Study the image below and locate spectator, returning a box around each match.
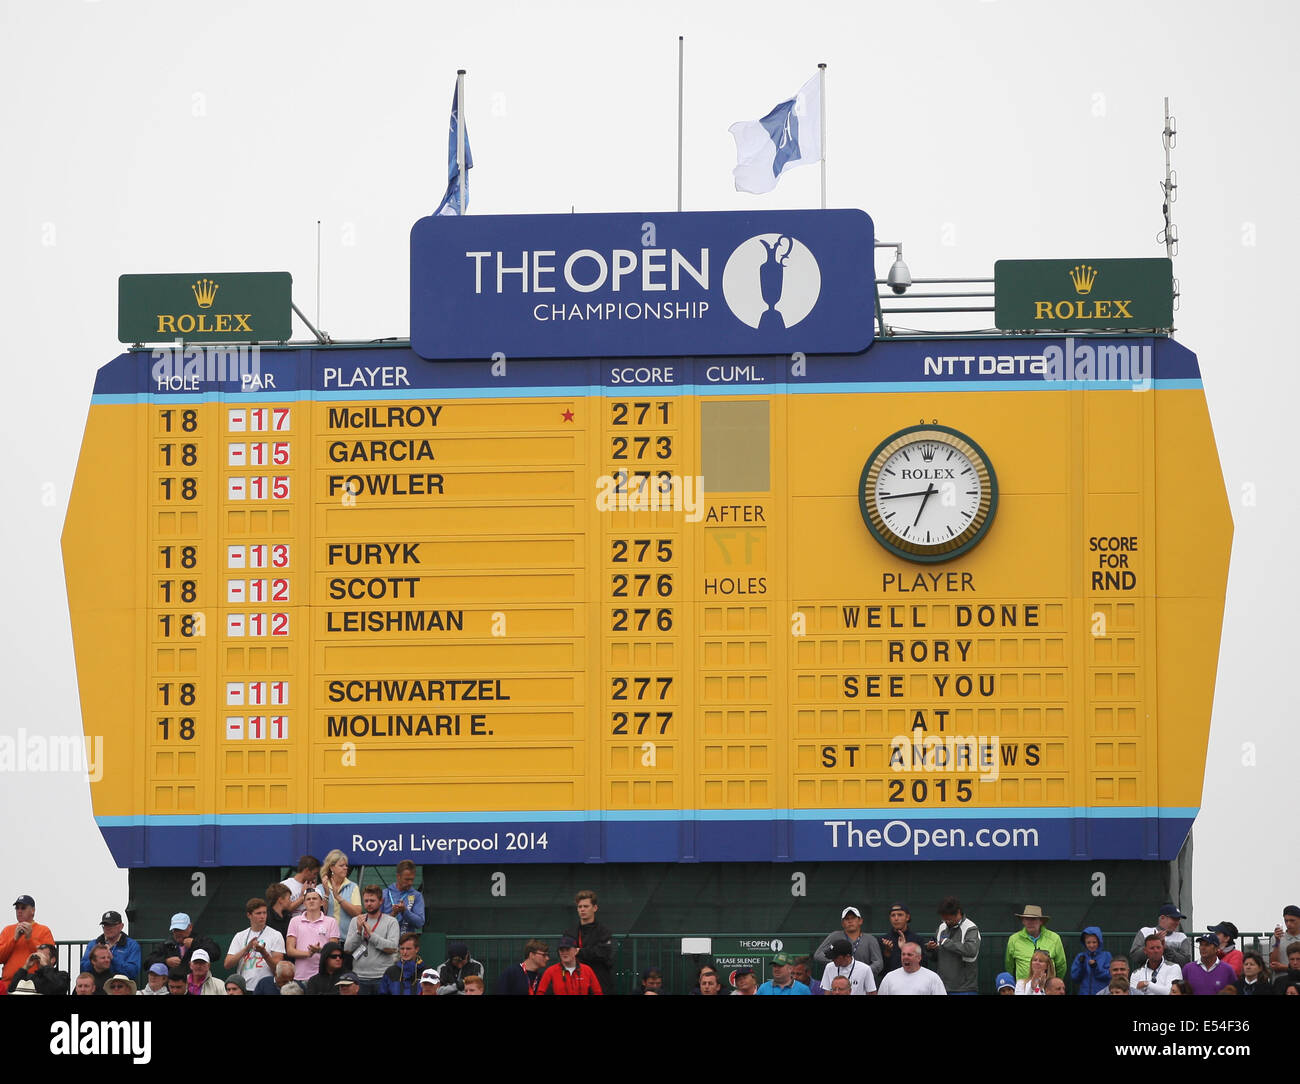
[264,883,294,941]
[87,944,115,994]
[379,933,426,996]
[813,906,884,983]
[928,897,980,994]
[72,972,97,996]
[105,974,136,996]
[1183,933,1237,995]
[563,889,615,995]
[419,969,441,996]
[1004,904,1067,981]
[286,887,339,983]
[495,939,549,996]
[1270,905,1300,978]
[1237,952,1275,996]
[303,941,348,995]
[827,976,852,996]
[167,970,190,996]
[1131,932,1182,995]
[1108,978,1131,995]
[732,968,757,996]
[320,849,362,942]
[1096,956,1130,995]
[344,884,400,995]
[878,942,946,995]
[24,944,69,996]
[1212,921,1243,978]
[187,949,225,995]
[79,910,141,982]
[818,939,875,995]
[225,896,286,992]
[1170,980,1192,994]
[280,855,322,912]
[1015,949,1054,995]
[8,979,38,996]
[0,894,54,988]
[143,912,222,975]
[1070,926,1112,995]
[225,976,247,996]
[1272,943,1300,995]
[437,940,485,994]
[382,860,425,936]
[994,972,1015,995]
[139,963,169,996]
[638,966,664,994]
[537,934,603,995]
[694,965,722,996]
[253,960,300,996]
[1045,977,1066,995]
[792,957,823,995]
[335,972,360,996]
[1128,904,1191,969]
[756,952,810,995]
[877,902,920,976]
[462,975,485,996]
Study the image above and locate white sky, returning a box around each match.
[1,0,1294,940]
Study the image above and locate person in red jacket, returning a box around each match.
[537,936,603,995]
[0,895,54,990]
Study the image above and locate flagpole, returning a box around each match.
[677,36,684,212]
[456,69,467,215]
[818,62,827,209]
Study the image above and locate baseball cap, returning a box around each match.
[1158,904,1186,920]
[190,949,210,963]
[149,963,168,977]
[557,935,578,949]
[169,912,191,930]
[12,895,34,908]
[888,902,910,914]
[419,969,441,986]
[830,939,854,957]
[1213,921,1239,940]
[841,906,862,919]
[995,972,1015,992]
[335,972,358,987]
[771,952,794,966]
[1196,934,1219,946]
[100,910,123,926]
[448,941,469,958]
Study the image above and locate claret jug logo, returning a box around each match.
[156,277,253,335]
[1034,264,1132,322]
[721,233,822,330]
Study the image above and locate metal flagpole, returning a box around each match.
[818,62,827,209]
[677,36,684,212]
[457,69,467,214]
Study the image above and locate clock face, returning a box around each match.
[859,425,997,563]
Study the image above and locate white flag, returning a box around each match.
[729,74,822,194]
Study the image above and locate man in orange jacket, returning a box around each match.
[537,936,603,995]
[0,895,55,990]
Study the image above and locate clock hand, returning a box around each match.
[879,490,933,500]
[911,483,937,528]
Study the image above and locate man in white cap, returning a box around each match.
[418,968,441,996]
[813,906,884,983]
[187,949,226,995]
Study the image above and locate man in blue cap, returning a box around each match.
[1127,904,1191,969]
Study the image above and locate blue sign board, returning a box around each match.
[410,209,875,360]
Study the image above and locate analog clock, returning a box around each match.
[858,425,998,563]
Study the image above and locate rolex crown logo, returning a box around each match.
[920,443,937,462]
[191,278,219,309]
[1068,264,1098,295]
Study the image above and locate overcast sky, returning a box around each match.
[1,0,1294,940]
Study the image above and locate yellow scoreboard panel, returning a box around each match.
[63,337,1231,866]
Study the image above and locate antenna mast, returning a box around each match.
[1158,97,1179,310]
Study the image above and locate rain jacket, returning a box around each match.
[1069,927,1113,995]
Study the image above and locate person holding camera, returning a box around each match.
[21,943,70,995]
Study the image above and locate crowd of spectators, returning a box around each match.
[2,862,1297,997]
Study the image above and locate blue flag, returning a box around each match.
[435,82,473,216]
[729,75,821,194]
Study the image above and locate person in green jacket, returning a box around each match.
[1005,905,1068,982]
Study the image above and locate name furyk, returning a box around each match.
[50,1018,151,1064]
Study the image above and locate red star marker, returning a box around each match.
[561,409,575,422]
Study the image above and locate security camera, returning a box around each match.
[887,252,912,294]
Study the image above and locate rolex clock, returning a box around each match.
[859,424,998,563]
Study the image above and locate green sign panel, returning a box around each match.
[119,272,293,343]
[994,258,1173,331]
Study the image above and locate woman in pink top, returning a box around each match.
[286,887,340,982]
